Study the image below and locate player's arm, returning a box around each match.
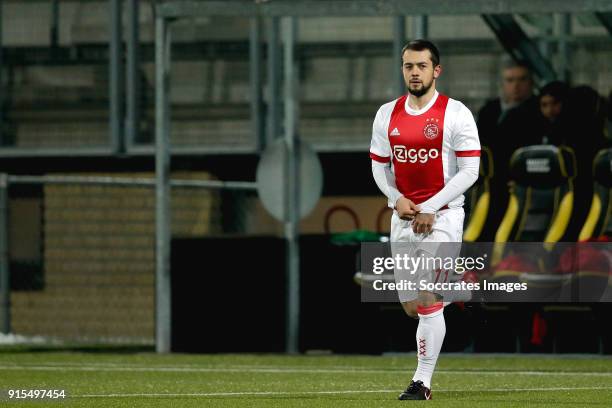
[417,156,479,215]
[412,157,479,233]
[371,161,418,219]
[371,160,401,208]
[370,106,418,219]
[414,104,480,232]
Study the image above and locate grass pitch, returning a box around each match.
[1,349,611,407]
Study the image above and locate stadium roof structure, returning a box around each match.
[157,0,612,18]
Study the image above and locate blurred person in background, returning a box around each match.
[538,80,570,145]
[476,59,541,240]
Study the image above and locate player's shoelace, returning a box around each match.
[406,380,424,393]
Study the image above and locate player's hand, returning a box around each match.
[412,212,435,234]
[395,197,419,220]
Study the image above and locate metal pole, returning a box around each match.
[283,16,300,354]
[126,0,140,147]
[250,16,265,151]
[155,15,171,354]
[412,15,428,39]
[51,0,59,48]
[6,175,258,191]
[393,16,406,95]
[0,0,3,146]
[110,0,124,153]
[267,17,281,144]
[0,174,10,334]
[538,15,553,61]
[556,13,571,83]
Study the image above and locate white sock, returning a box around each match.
[412,303,446,389]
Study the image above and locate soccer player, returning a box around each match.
[369,40,480,400]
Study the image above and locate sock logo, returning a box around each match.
[418,338,427,356]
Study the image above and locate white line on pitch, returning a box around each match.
[1,364,612,377]
[76,390,397,398]
[75,386,612,398]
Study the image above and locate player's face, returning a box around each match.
[402,49,441,97]
[502,66,533,104]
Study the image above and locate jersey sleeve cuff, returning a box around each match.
[388,190,402,208]
[418,205,436,214]
[369,152,391,163]
[455,149,481,157]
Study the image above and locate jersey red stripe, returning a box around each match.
[370,152,391,163]
[455,149,481,157]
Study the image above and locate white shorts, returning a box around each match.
[390,207,465,303]
[390,207,465,244]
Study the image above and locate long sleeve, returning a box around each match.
[370,100,401,208]
[372,160,403,209]
[417,100,481,214]
[418,156,479,213]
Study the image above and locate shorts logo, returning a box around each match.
[393,145,439,164]
[423,118,440,140]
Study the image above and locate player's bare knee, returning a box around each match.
[401,301,419,319]
[417,291,438,308]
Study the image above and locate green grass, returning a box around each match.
[1,350,611,407]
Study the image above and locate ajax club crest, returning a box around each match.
[423,118,440,140]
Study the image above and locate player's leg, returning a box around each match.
[398,291,444,400]
[396,248,443,401]
[398,209,464,401]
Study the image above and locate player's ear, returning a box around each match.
[433,64,442,79]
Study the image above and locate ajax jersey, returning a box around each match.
[369,91,480,209]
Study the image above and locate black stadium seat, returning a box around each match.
[579,148,612,240]
[495,145,576,245]
[490,145,576,282]
[562,148,612,302]
[484,146,578,353]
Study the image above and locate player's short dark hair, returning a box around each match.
[401,39,440,67]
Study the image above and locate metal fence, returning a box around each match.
[0,172,256,346]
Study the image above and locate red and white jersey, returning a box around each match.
[369,91,480,209]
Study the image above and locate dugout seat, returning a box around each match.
[485,146,576,351]
[491,145,576,279]
[578,148,612,240]
[463,146,493,242]
[562,148,612,302]
[495,145,576,244]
